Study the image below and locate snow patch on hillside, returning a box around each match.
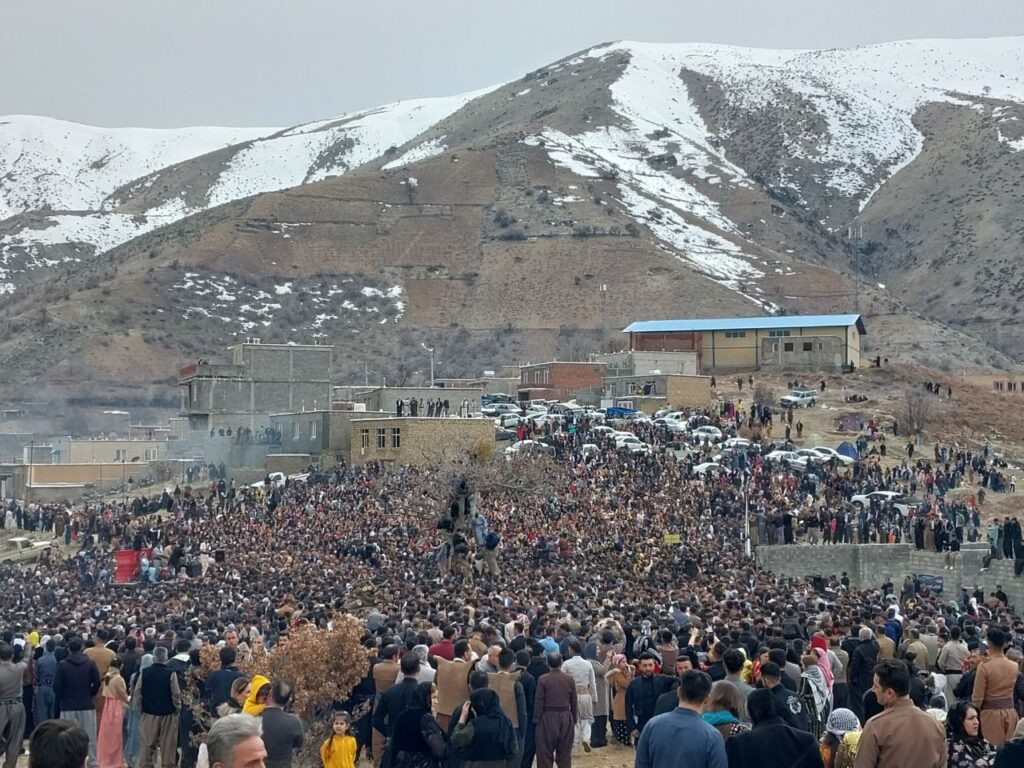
[382,137,448,170]
[0,115,275,220]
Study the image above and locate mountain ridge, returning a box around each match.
[2,36,1023,390]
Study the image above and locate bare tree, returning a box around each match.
[898,389,932,435]
[752,383,776,408]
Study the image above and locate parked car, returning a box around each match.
[483,402,521,416]
[495,427,517,442]
[690,426,723,443]
[481,393,514,406]
[504,440,555,457]
[722,437,753,450]
[1,537,55,565]
[693,462,726,477]
[779,388,818,408]
[589,425,615,437]
[794,448,829,465]
[893,496,929,516]
[764,450,808,470]
[850,490,901,509]
[809,446,855,466]
[579,443,601,458]
[494,413,522,428]
[614,435,652,454]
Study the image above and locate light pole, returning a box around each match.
[421,343,435,387]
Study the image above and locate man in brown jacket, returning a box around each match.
[83,630,115,719]
[855,659,945,768]
[971,627,1019,747]
[534,653,578,768]
[874,625,895,661]
[370,645,399,768]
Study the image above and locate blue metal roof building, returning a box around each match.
[623,314,866,335]
[622,313,865,372]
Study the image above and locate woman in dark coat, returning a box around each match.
[450,688,518,768]
[388,681,447,768]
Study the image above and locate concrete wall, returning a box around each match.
[354,387,483,414]
[759,335,845,373]
[349,417,495,465]
[66,439,166,464]
[757,543,1024,612]
[594,351,699,377]
[666,375,714,407]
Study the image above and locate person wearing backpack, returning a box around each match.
[483,531,501,577]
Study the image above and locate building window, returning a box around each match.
[376,428,386,449]
[543,369,550,384]
[771,343,779,352]
[391,428,401,448]
[521,371,527,384]
[144,448,158,461]
[784,342,794,352]
[817,342,823,351]
[534,370,542,384]
[293,422,300,440]
[310,420,317,440]
[802,341,813,352]
[724,331,747,338]
[360,429,370,448]
[114,449,127,462]
[768,330,791,337]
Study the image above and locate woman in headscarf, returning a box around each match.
[819,708,861,768]
[605,653,633,745]
[810,635,837,694]
[242,674,271,715]
[123,654,152,768]
[97,657,129,768]
[701,681,750,740]
[388,681,447,768]
[217,676,250,718]
[947,700,996,768]
[799,653,831,740]
[993,717,1024,768]
[450,688,518,767]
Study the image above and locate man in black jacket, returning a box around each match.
[133,646,181,768]
[848,627,879,724]
[205,646,244,714]
[758,663,811,732]
[259,680,304,768]
[725,688,824,768]
[624,654,674,741]
[53,636,101,768]
[371,655,421,747]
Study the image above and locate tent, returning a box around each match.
[836,441,859,460]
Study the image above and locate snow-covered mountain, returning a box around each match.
[2,37,1024,385]
[0,88,495,292]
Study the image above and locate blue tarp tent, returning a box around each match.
[837,441,859,460]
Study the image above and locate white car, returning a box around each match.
[693,462,726,476]
[794,448,828,465]
[494,413,522,428]
[723,437,753,450]
[615,435,652,454]
[589,425,615,436]
[780,388,818,408]
[810,447,855,466]
[483,402,521,416]
[850,490,901,509]
[653,418,688,433]
[504,440,554,457]
[580,443,601,458]
[764,450,808,470]
[690,426,723,443]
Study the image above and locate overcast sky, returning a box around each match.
[3,0,1023,128]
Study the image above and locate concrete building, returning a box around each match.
[178,341,333,433]
[344,386,484,415]
[349,417,494,466]
[65,438,165,464]
[517,361,607,403]
[603,374,713,409]
[957,372,1024,395]
[591,350,699,378]
[623,314,864,372]
[433,376,520,397]
[270,407,392,467]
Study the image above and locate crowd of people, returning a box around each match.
[2,402,1024,768]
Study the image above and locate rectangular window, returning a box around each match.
[310,420,317,440]
[360,429,370,448]
[144,448,158,461]
[784,342,794,352]
[391,428,401,448]
[724,331,747,338]
[543,369,550,384]
[114,449,127,462]
[293,422,300,440]
[803,341,813,352]
[768,330,791,337]
[521,371,527,384]
[534,370,541,384]
[376,428,386,449]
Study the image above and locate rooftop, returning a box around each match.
[623,314,866,334]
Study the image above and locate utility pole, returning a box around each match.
[421,343,435,387]
[26,439,33,508]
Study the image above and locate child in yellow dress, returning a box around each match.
[320,712,357,768]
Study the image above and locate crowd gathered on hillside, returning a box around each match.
[3,404,1024,768]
